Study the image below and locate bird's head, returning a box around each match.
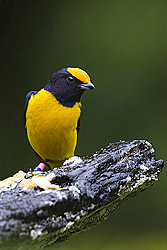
[44,67,95,107]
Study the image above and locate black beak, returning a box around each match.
[79,81,95,90]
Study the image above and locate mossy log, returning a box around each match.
[0,140,163,249]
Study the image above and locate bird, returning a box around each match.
[24,67,95,170]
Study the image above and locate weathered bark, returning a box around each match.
[0,140,163,249]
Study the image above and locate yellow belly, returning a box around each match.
[26,89,81,168]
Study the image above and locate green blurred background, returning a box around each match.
[0,0,166,249]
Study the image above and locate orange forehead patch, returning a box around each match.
[67,67,90,83]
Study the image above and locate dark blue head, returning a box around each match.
[44,67,95,107]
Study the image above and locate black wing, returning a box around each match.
[24,90,38,126]
[24,90,48,166]
[75,117,81,151]
[77,118,80,137]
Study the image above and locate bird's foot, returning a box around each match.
[34,163,46,172]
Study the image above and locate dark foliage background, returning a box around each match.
[0,0,166,249]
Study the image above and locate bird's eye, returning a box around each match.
[67,76,75,84]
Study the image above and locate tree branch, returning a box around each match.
[0,140,163,250]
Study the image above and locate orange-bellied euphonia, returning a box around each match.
[24,67,95,169]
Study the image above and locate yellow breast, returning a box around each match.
[26,89,81,168]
